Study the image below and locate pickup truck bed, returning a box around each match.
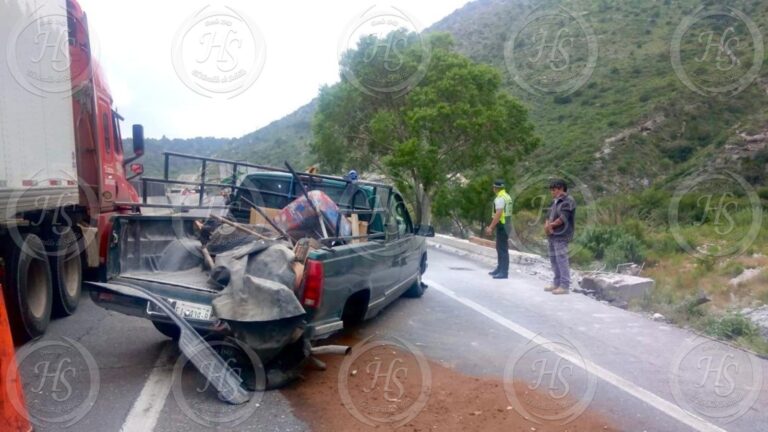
[88,170,432,390]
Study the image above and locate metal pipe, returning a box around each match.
[310,345,351,356]
[161,151,394,189]
[309,356,327,371]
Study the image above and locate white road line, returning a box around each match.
[425,278,728,432]
[120,344,176,432]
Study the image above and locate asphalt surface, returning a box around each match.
[12,247,768,431]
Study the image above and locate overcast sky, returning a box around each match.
[77,0,471,139]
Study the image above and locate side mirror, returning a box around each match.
[414,224,435,237]
[127,163,144,181]
[132,124,145,156]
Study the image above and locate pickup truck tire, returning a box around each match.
[403,254,428,298]
[152,321,181,341]
[403,272,425,298]
[3,233,53,342]
[342,290,370,327]
[48,229,82,317]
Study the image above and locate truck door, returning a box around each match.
[393,194,420,282]
[380,193,412,300]
[96,98,117,210]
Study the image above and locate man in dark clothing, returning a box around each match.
[544,179,576,295]
[485,180,512,279]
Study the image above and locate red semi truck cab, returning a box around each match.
[0,0,144,342]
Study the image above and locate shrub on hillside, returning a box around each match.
[575,226,645,266]
[705,314,757,340]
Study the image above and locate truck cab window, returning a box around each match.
[112,112,122,154]
[391,195,412,236]
[396,200,413,235]
[102,112,111,154]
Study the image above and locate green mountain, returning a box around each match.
[163,0,768,193]
[430,0,768,194]
[215,100,317,169]
[130,136,231,178]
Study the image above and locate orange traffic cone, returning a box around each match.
[0,281,33,432]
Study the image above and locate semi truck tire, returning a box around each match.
[48,229,82,317]
[3,233,53,342]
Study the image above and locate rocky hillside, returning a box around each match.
[189,0,768,193]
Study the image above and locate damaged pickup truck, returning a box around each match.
[86,153,434,395]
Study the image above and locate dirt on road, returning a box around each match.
[282,335,620,432]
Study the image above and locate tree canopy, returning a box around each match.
[312,32,539,224]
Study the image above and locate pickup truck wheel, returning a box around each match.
[403,272,425,298]
[3,233,53,342]
[403,254,427,298]
[152,321,181,341]
[48,229,82,317]
[342,290,370,327]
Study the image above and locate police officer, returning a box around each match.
[485,180,513,279]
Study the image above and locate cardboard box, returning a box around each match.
[249,206,281,226]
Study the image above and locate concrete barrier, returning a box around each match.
[428,234,543,265]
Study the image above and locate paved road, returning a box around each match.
[12,247,768,431]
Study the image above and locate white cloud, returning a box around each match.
[78,0,470,138]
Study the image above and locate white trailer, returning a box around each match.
[1,0,145,342]
[1,0,80,217]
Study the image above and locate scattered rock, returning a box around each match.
[742,306,768,340]
[614,301,629,310]
[580,274,655,304]
[728,268,764,287]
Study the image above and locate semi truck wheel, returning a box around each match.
[48,229,82,317]
[3,233,53,342]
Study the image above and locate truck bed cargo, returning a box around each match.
[89,155,435,391]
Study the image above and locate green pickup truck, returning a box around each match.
[87,166,433,386]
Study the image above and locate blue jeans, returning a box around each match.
[548,237,570,289]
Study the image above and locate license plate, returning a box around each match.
[173,300,212,321]
[147,298,213,321]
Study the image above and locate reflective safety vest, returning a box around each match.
[493,190,513,225]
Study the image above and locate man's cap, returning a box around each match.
[493,179,505,188]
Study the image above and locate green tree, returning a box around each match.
[312,32,538,224]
